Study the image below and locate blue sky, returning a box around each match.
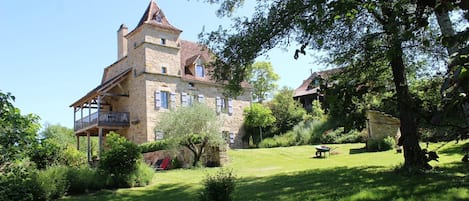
[0,0,324,128]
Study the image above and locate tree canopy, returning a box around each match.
[0,91,40,165]
[200,0,468,170]
[246,61,280,103]
[156,103,224,167]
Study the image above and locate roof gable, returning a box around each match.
[136,1,182,32]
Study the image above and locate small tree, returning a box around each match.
[0,91,41,166]
[246,61,280,103]
[268,87,307,135]
[310,100,325,121]
[243,103,275,141]
[156,103,223,167]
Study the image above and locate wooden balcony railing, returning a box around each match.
[75,111,130,131]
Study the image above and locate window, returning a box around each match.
[154,130,164,140]
[216,97,233,114]
[160,91,169,109]
[222,131,229,144]
[160,38,166,45]
[156,90,170,109]
[195,65,205,78]
[161,66,167,74]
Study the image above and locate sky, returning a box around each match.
[0,0,324,129]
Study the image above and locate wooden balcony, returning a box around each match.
[74,111,130,133]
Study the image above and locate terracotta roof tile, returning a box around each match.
[136,1,182,33]
[293,68,342,97]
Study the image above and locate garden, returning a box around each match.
[61,141,469,201]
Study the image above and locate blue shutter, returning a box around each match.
[228,98,233,115]
[198,94,205,103]
[170,92,176,108]
[216,96,221,114]
[181,92,188,106]
[155,90,161,109]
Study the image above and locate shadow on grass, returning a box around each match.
[349,147,367,155]
[62,182,198,201]
[438,142,469,155]
[235,164,469,201]
[62,163,469,201]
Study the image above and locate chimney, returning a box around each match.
[117,24,128,60]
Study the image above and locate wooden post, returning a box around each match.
[98,128,103,157]
[87,132,91,162]
[97,96,103,157]
[80,106,84,130]
[73,107,76,131]
[76,135,80,150]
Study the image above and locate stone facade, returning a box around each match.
[72,1,251,149]
[366,110,401,144]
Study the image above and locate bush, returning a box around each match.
[128,161,154,187]
[66,167,106,194]
[99,132,143,188]
[367,136,395,151]
[200,169,236,201]
[0,161,42,201]
[29,139,61,169]
[139,140,171,153]
[60,146,87,167]
[36,165,69,200]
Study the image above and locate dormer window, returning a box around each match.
[195,58,205,78]
[160,38,166,45]
[153,12,162,23]
[195,65,205,78]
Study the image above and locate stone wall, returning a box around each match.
[366,110,400,144]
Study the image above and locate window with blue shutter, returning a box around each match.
[170,92,176,108]
[161,91,169,109]
[155,91,161,109]
[198,94,204,103]
[228,98,233,115]
[216,96,222,114]
[181,92,188,106]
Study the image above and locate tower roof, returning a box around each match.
[136,0,182,32]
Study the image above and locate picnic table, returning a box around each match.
[315,145,331,158]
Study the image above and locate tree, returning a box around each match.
[243,103,276,141]
[0,91,40,166]
[199,0,454,170]
[246,61,280,103]
[268,87,306,136]
[156,103,224,167]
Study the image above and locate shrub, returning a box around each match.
[258,138,277,148]
[66,167,106,194]
[36,165,69,200]
[29,139,61,169]
[367,136,395,151]
[139,139,171,153]
[320,127,344,144]
[0,161,42,201]
[335,129,364,143]
[128,161,154,187]
[99,132,142,188]
[200,169,236,201]
[60,146,87,167]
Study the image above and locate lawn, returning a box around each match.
[61,141,469,201]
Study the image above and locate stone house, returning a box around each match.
[70,1,251,160]
[293,68,341,112]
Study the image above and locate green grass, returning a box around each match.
[61,141,469,201]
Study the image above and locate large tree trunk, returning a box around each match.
[389,43,427,169]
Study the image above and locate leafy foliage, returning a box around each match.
[99,132,141,187]
[139,139,171,153]
[156,103,224,167]
[0,161,42,201]
[0,91,41,165]
[246,61,280,103]
[367,136,396,152]
[200,168,236,201]
[268,87,306,136]
[29,139,62,169]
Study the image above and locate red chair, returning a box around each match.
[156,157,171,170]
